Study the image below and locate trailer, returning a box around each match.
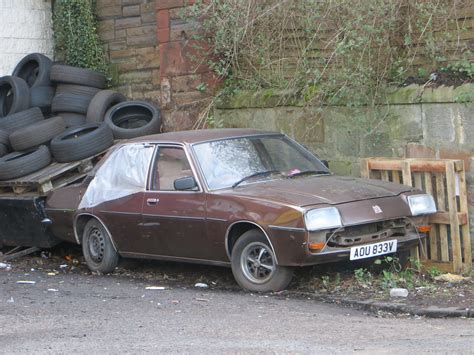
[0,153,103,250]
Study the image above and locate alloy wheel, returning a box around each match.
[240,242,276,284]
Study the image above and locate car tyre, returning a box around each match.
[0,129,9,146]
[0,107,44,133]
[231,229,293,292]
[86,90,126,123]
[50,64,106,89]
[51,93,92,115]
[0,76,30,117]
[55,84,101,98]
[9,116,65,151]
[0,145,51,180]
[30,86,55,112]
[104,100,161,139]
[82,219,119,273]
[12,53,52,87]
[0,143,7,157]
[58,112,86,128]
[50,123,113,162]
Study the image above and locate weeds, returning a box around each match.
[427,266,442,278]
[304,254,448,299]
[184,0,471,111]
[443,59,474,79]
[321,275,331,290]
[345,256,441,294]
[354,267,373,287]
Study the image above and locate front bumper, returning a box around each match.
[300,232,425,266]
[269,228,426,267]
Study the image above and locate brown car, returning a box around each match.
[46,129,436,292]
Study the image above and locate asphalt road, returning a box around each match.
[1,270,473,354]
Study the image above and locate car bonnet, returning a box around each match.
[222,175,414,207]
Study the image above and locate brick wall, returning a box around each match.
[97,0,216,132]
[0,0,54,76]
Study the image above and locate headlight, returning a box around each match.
[407,194,437,216]
[304,207,342,231]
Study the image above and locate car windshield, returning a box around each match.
[193,135,330,190]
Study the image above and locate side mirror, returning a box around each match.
[321,160,329,168]
[174,176,198,191]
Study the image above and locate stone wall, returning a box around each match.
[0,0,53,75]
[214,84,474,252]
[95,1,473,132]
[155,0,217,131]
[96,0,160,105]
[96,0,216,132]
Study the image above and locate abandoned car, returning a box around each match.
[45,129,437,292]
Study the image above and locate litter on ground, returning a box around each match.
[194,283,208,288]
[434,273,470,283]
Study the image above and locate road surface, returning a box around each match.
[1,270,473,354]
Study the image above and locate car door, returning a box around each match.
[88,143,155,254]
[141,145,207,259]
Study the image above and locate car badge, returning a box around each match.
[372,205,383,214]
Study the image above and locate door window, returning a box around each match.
[79,143,154,208]
[152,147,194,191]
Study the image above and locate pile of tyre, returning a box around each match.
[0,53,161,181]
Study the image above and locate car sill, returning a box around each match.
[119,252,231,267]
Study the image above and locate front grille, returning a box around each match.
[325,218,408,247]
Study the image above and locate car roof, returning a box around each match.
[128,128,281,145]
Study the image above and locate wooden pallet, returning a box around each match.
[0,153,103,195]
[361,158,472,274]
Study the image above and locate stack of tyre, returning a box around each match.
[0,53,161,181]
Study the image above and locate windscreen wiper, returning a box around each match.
[232,170,281,188]
[289,170,330,178]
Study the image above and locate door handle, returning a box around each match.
[147,198,159,206]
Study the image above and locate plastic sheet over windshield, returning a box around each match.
[79,143,155,208]
[193,135,329,190]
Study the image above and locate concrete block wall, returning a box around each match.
[0,0,54,75]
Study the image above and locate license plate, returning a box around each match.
[350,240,397,260]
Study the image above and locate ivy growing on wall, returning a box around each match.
[53,0,108,75]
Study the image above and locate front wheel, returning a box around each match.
[82,219,119,273]
[231,229,293,292]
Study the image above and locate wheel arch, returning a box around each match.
[73,213,118,252]
[225,221,278,264]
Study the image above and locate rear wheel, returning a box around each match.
[82,219,119,273]
[231,229,293,292]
